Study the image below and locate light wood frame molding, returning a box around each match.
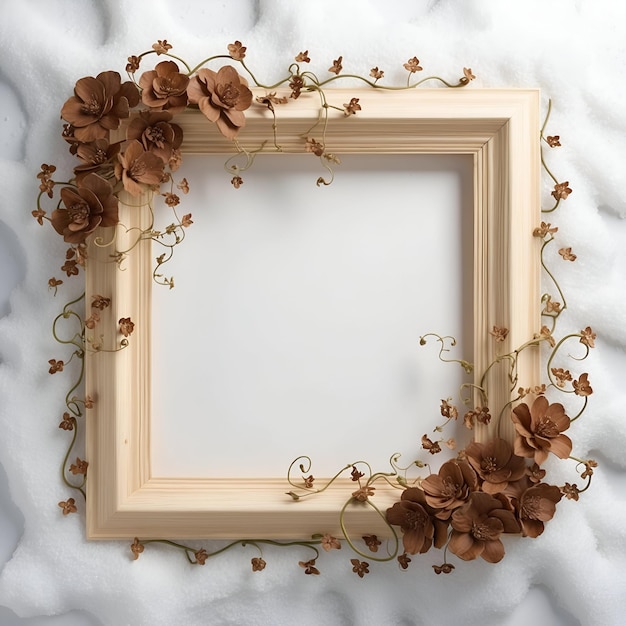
[85,88,541,539]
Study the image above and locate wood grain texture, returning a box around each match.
[86,88,540,539]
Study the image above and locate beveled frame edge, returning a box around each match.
[86,88,541,539]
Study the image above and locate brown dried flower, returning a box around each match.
[462,406,492,429]
[299,559,320,575]
[91,295,111,310]
[321,534,341,551]
[61,71,140,142]
[163,192,180,207]
[305,137,325,157]
[130,537,144,559]
[512,396,572,465]
[181,214,193,228]
[573,373,593,396]
[328,56,343,74]
[84,312,100,329]
[533,221,558,238]
[227,40,246,60]
[178,178,190,194]
[187,66,253,140]
[61,259,79,277]
[403,57,423,73]
[69,457,88,475]
[351,466,364,481]
[448,492,520,562]
[139,61,189,113]
[33,208,47,224]
[152,40,173,55]
[289,75,305,99]
[351,559,370,578]
[58,498,77,515]
[421,459,478,518]
[440,399,458,420]
[362,534,381,553]
[303,475,315,488]
[126,55,141,73]
[295,51,311,63]
[490,326,509,342]
[516,482,562,537]
[231,176,243,189]
[48,359,64,374]
[370,67,384,80]
[52,173,119,244]
[397,553,411,569]
[558,247,577,261]
[526,463,546,483]
[581,460,597,479]
[561,482,580,501]
[115,140,165,197]
[580,326,596,348]
[59,412,76,431]
[343,98,361,116]
[127,110,183,164]
[539,325,556,348]
[48,277,63,289]
[461,67,476,83]
[465,439,526,495]
[552,181,572,200]
[546,135,561,147]
[544,296,562,313]
[251,557,266,571]
[433,563,455,574]
[119,317,135,337]
[421,434,441,455]
[194,549,208,565]
[85,396,95,409]
[352,485,375,502]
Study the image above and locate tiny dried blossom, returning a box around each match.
[573,373,593,397]
[490,326,509,342]
[38,163,56,180]
[126,55,140,73]
[59,412,76,431]
[169,149,182,171]
[177,178,189,194]
[303,475,315,488]
[84,312,100,329]
[370,66,384,80]
[305,137,325,157]
[581,460,598,479]
[91,295,111,310]
[130,538,144,559]
[163,192,180,207]
[152,39,173,55]
[440,399,458,420]
[362,534,381,553]
[422,434,441,455]
[289,75,305,99]
[397,553,411,569]
[464,406,491,429]
[433,563,455,575]
[526,463,546,483]
[194,549,208,565]
[39,178,55,197]
[69,457,88,475]
[231,176,243,189]
[321,534,341,551]
[462,67,476,83]
[299,559,320,575]
[351,466,364,481]
[351,559,370,578]
[251,557,266,571]
[343,98,361,116]
[48,277,63,289]
[329,56,343,74]
[181,214,193,228]
[256,92,288,111]
[539,325,556,347]
[445,438,457,450]
[295,51,310,63]
[544,297,562,313]
[546,135,561,147]
[227,40,246,60]
[518,384,547,399]
[84,396,95,409]
[561,482,580,501]
[58,498,77,515]
[533,221,558,238]
[33,208,47,224]
[404,57,423,73]
[552,181,572,200]
[352,485,375,502]
[48,359,64,374]
[119,317,135,337]
[61,259,79,277]
[580,326,596,348]
[558,247,577,261]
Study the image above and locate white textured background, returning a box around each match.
[1,1,625,625]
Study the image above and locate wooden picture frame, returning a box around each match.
[85,88,540,540]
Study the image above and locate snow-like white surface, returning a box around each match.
[1,1,625,624]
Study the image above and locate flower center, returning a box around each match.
[68,201,89,225]
[536,417,559,438]
[405,507,427,530]
[156,78,178,97]
[481,456,498,474]
[130,160,147,180]
[145,126,166,148]
[93,148,108,164]
[471,521,491,540]
[441,477,460,498]
[81,98,102,116]
[521,495,540,519]
[217,82,240,108]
